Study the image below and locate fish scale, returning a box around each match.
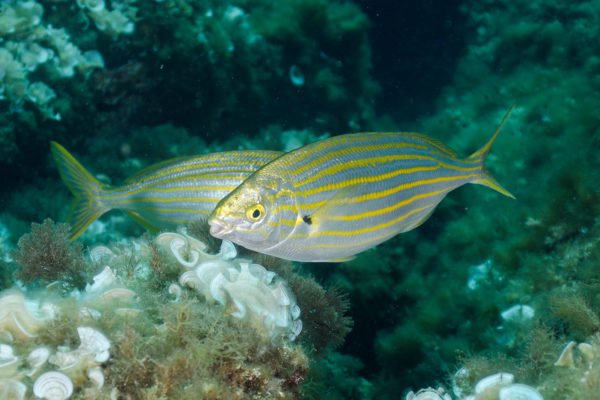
[209,107,515,262]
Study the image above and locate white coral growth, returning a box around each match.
[156,232,302,341]
[0,0,107,120]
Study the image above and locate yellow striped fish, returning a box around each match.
[208,108,515,262]
[51,141,282,240]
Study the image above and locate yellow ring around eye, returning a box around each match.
[246,204,265,222]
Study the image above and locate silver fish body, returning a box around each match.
[51,142,282,240]
[209,110,514,262]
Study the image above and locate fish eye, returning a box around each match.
[246,204,265,222]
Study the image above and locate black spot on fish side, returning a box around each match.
[303,215,312,225]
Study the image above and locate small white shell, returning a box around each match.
[86,266,117,294]
[157,232,238,268]
[110,387,120,400]
[498,383,543,400]
[87,366,104,389]
[209,273,228,305]
[89,246,115,264]
[170,237,200,268]
[0,291,51,339]
[48,350,80,370]
[98,288,136,303]
[290,304,301,320]
[475,372,514,394]
[168,284,182,302]
[27,347,50,377]
[452,367,469,398]
[0,343,19,378]
[405,388,452,400]
[77,327,111,363]
[554,340,576,367]
[33,371,74,400]
[500,304,535,322]
[78,307,102,320]
[156,231,207,251]
[289,319,303,341]
[0,343,15,360]
[578,342,595,362]
[180,270,203,290]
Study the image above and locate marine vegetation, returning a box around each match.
[283,273,353,357]
[0,227,355,399]
[10,219,88,291]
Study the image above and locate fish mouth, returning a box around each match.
[208,219,234,238]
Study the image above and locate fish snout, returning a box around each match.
[208,218,234,238]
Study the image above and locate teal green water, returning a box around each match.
[1,1,600,399]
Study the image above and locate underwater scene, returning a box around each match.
[1,0,600,399]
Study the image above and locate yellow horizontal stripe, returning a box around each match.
[347,173,477,204]
[285,132,481,177]
[284,132,443,169]
[300,170,477,199]
[268,184,449,229]
[137,172,251,185]
[296,155,450,188]
[288,202,435,239]
[132,153,275,181]
[104,170,249,197]
[267,174,474,227]
[141,185,237,192]
[297,155,435,187]
[70,210,103,238]
[105,185,238,200]
[130,207,210,214]
[322,187,448,221]
[112,197,220,205]
[289,141,427,176]
[282,133,381,167]
[298,223,399,249]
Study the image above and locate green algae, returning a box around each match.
[11,219,90,292]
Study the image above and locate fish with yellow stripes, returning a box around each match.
[209,108,515,262]
[51,141,282,240]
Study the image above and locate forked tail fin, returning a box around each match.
[467,106,516,199]
[50,141,112,240]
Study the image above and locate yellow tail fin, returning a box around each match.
[50,141,112,240]
[468,106,516,199]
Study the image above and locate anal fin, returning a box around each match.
[125,211,161,233]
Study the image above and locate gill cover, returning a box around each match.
[249,176,299,250]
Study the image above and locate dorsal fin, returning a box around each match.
[125,156,193,183]
[408,132,459,158]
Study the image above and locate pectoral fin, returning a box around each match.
[308,183,365,228]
